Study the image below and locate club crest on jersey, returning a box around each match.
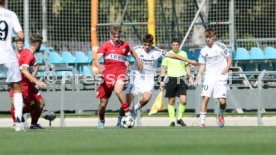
[122,48,126,53]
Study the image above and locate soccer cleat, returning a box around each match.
[169,122,175,127]
[15,123,21,132]
[98,120,105,129]
[199,123,205,128]
[116,116,123,128]
[218,116,225,128]
[176,119,187,127]
[15,123,26,132]
[11,123,16,129]
[131,110,137,120]
[30,124,44,129]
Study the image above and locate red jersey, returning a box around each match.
[98,40,131,74]
[18,48,37,86]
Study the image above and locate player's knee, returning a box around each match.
[219,98,226,105]
[39,101,45,109]
[11,83,22,92]
[99,99,108,108]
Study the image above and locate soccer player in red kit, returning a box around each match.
[10,38,40,128]
[95,26,142,128]
[18,34,46,129]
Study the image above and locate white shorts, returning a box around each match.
[125,79,154,96]
[0,62,22,83]
[201,79,228,98]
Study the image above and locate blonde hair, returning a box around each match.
[110,26,122,35]
[204,28,216,38]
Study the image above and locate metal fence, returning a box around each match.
[7,0,276,52]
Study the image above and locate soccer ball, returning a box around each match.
[121,116,135,128]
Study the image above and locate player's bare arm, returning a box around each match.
[94,53,105,73]
[13,31,24,42]
[185,64,193,86]
[21,66,46,88]
[159,66,167,91]
[165,53,198,66]
[194,64,206,87]
[221,55,232,75]
[33,64,39,77]
[130,49,143,71]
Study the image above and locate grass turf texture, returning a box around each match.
[0,127,276,155]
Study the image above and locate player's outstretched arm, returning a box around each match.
[21,66,46,88]
[165,53,198,66]
[130,50,143,71]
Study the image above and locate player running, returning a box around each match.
[116,34,198,128]
[94,26,142,129]
[0,0,25,131]
[194,28,232,128]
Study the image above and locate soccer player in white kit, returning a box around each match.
[116,34,198,128]
[194,28,232,128]
[0,0,25,131]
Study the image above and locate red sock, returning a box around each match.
[10,107,16,123]
[98,109,105,121]
[121,102,130,116]
[31,109,42,125]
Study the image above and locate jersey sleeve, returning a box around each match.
[223,48,231,57]
[125,43,131,55]
[20,51,34,69]
[12,12,22,33]
[198,49,206,64]
[98,43,107,55]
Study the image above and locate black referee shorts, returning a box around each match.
[165,76,188,98]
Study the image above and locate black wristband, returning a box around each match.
[160,76,165,82]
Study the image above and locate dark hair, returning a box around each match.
[204,28,216,37]
[14,37,24,43]
[171,38,181,44]
[110,26,121,35]
[0,0,5,6]
[30,34,43,44]
[142,34,154,43]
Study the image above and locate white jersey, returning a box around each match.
[132,46,167,81]
[198,41,230,80]
[0,8,22,64]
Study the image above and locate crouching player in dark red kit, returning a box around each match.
[11,34,47,129]
[95,26,142,128]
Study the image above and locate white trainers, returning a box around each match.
[11,123,16,129]
[15,123,26,132]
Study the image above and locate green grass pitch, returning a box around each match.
[0,126,275,155]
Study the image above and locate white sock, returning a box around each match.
[14,93,23,122]
[134,103,142,111]
[200,112,207,124]
[125,111,131,116]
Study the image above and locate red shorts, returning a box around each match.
[23,104,35,113]
[96,72,127,98]
[10,84,43,105]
